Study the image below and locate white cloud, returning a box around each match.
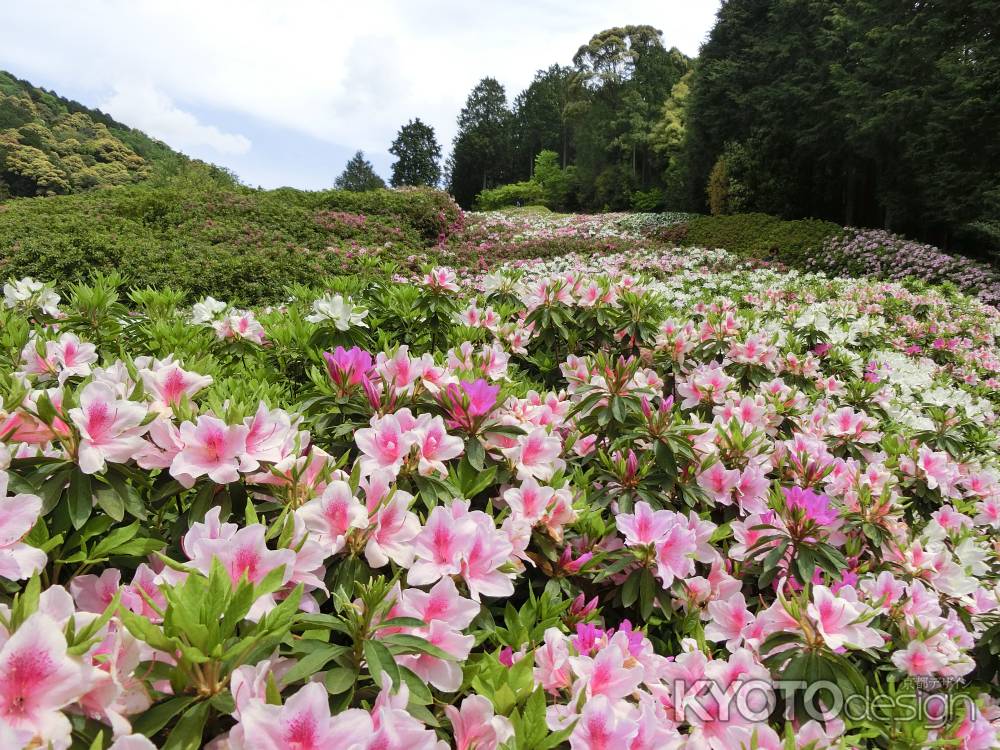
[0,0,720,184]
[101,82,251,156]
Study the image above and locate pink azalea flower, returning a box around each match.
[21,333,98,383]
[424,266,460,292]
[654,524,698,587]
[368,677,444,749]
[534,627,573,694]
[364,490,421,568]
[704,593,755,652]
[505,477,558,526]
[572,433,598,457]
[78,625,151,734]
[460,513,516,601]
[806,585,883,650]
[108,735,158,750]
[891,640,946,676]
[69,568,121,614]
[826,406,881,444]
[186,522,296,619]
[398,576,480,630]
[630,693,681,750]
[122,564,166,621]
[231,682,356,749]
[68,381,150,474]
[568,633,645,701]
[196,524,296,587]
[0,612,94,748]
[617,501,678,547]
[735,465,770,515]
[376,346,420,394]
[242,403,298,464]
[213,310,265,344]
[860,571,906,611]
[394,619,474,692]
[502,427,564,481]
[180,506,238,559]
[783,486,839,526]
[414,414,464,476]
[974,498,1000,529]
[0,471,46,580]
[134,416,185,473]
[697,461,741,506]
[296,480,369,555]
[569,694,639,749]
[445,695,514,750]
[442,379,500,432]
[407,505,476,585]
[355,412,417,476]
[323,346,374,394]
[138,360,212,410]
[171,415,258,485]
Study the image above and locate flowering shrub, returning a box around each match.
[0,185,462,304]
[2,214,1000,748]
[809,229,1000,307]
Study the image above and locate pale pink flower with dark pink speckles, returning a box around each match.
[171,415,257,485]
[0,612,94,748]
[138,360,212,410]
[0,470,46,580]
[68,381,149,475]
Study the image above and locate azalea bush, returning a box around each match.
[2,215,1000,749]
[0,183,462,304]
[807,229,1000,308]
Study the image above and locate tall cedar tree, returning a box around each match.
[335,151,386,192]
[447,78,513,208]
[389,118,442,188]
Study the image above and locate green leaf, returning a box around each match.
[466,438,485,471]
[638,567,656,620]
[106,470,148,520]
[89,521,139,560]
[94,487,125,522]
[162,700,210,750]
[67,471,93,530]
[374,616,427,630]
[399,665,433,705]
[119,607,176,653]
[280,645,348,687]
[793,547,815,585]
[382,633,455,660]
[325,667,359,695]
[363,639,400,688]
[132,696,197,737]
[621,568,640,608]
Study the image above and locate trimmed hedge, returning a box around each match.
[679,213,844,265]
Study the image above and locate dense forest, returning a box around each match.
[445,3,1000,254]
[0,70,228,198]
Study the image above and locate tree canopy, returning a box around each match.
[335,151,386,192]
[0,70,200,198]
[389,118,441,188]
[447,27,691,210]
[683,0,1000,249]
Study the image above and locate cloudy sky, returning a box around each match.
[1,1,721,189]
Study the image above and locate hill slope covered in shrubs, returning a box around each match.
[0,70,208,198]
[0,180,462,303]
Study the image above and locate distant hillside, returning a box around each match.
[0,70,229,198]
